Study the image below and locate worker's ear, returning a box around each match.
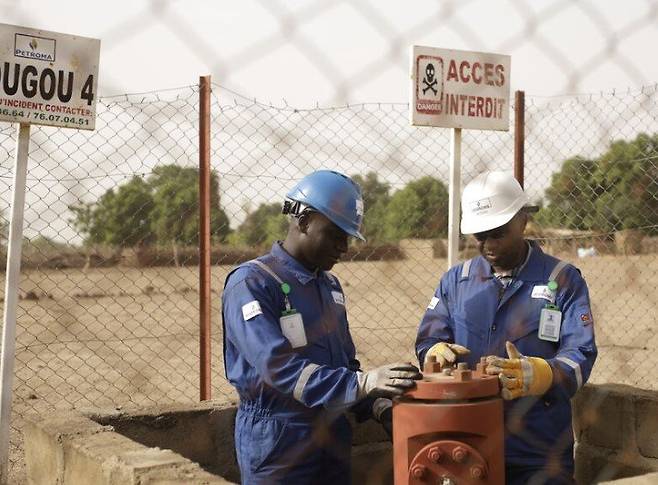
[517,211,528,232]
[296,211,313,235]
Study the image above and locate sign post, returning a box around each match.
[410,46,511,268]
[0,23,100,483]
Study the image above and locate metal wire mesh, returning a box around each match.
[1,0,657,482]
[211,83,658,395]
[1,82,657,484]
[0,86,210,481]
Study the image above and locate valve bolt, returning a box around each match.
[427,446,442,463]
[411,464,427,479]
[471,465,486,479]
[452,446,468,463]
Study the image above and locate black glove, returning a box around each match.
[372,398,393,440]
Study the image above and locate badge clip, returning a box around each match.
[280,282,295,316]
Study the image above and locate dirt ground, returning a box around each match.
[4,244,658,482]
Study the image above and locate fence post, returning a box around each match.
[199,76,212,401]
[514,90,525,188]
[448,128,462,269]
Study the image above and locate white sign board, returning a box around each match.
[0,23,100,130]
[410,46,511,131]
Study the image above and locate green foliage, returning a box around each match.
[69,177,154,249]
[102,177,155,247]
[534,156,599,230]
[149,165,231,245]
[233,203,288,248]
[351,172,390,243]
[69,165,232,248]
[536,133,658,235]
[69,201,104,246]
[383,176,449,240]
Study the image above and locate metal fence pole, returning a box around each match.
[199,75,212,401]
[448,128,462,268]
[0,124,30,485]
[514,90,525,188]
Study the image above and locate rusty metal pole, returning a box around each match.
[199,75,212,401]
[514,90,525,188]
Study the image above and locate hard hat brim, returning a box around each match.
[461,211,516,235]
[333,218,366,242]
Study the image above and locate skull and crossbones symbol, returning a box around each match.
[422,63,438,95]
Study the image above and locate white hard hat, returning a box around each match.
[460,171,530,234]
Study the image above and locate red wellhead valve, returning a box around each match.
[392,357,504,484]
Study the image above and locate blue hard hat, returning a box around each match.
[286,170,365,241]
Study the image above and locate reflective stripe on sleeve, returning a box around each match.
[325,272,338,285]
[556,356,583,389]
[293,363,320,402]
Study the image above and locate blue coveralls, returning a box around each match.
[416,242,597,485]
[222,242,364,484]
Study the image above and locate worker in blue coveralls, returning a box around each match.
[416,171,597,485]
[223,169,422,485]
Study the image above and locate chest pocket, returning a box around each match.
[453,311,487,351]
[506,288,559,359]
[506,299,543,343]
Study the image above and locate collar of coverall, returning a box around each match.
[478,240,547,283]
[492,241,533,278]
[271,241,331,285]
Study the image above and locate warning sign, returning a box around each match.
[0,23,100,130]
[410,46,511,131]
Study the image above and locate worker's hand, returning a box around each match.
[372,398,393,440]
[357,362,422,399]
[425,342,470,367]
[485,341,553,400]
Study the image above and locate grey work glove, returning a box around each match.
[356,362,421,399]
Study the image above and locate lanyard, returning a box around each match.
[250,259,295,315]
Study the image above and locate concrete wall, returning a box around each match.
[24,400,392,485]
[24,383,658,484]
[23,403,233,484]
[574,384,658,484]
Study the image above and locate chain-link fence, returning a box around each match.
[0,82,657,483]
[212,82,658,394]
[0,86,212,482]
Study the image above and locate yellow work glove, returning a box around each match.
[486,341,553,400]
[425,342,470,367]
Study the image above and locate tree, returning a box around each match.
[70,178,154,251]
[233,203,288,248]
[383,176,449,241]
[69,202,103,246]
[70,165,233,261]
[70,178,155,250]
[536,133,658,235]
[591,133,658,234]
[149,165,231,264]
[351,172,390,243]
[534,156,599,230]
[101,176,156,247]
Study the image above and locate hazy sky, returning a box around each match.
[1,0,657,243]
[3,0,658,105]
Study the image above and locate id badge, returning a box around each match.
[280,312,307,348]
[538,307,562,342]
